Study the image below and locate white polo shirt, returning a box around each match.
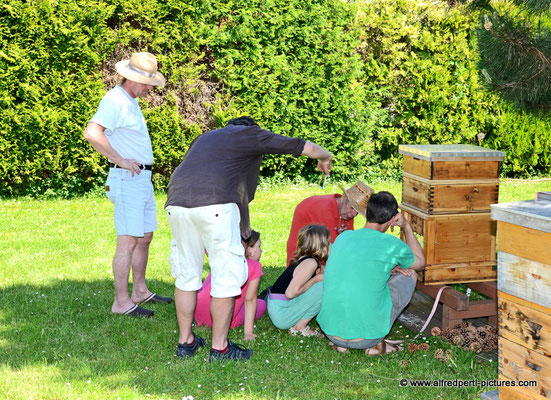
[90,85,153,165]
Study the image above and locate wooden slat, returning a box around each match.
[499,381,548,400]
[467,281,497,299]
[432,160,500,179]
[424,263,496,285]
[497,252,551,309]
[497,222,551,266]
[431,184,499,213]
[402,155,432,179]
[415,280,469,311]
[434,215,495,264]
[443,298,496,319]
[499,337,551,397]
[402,176,431,212]
[423,219,436,265]
[498,292,551,356]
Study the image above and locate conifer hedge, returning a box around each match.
[1,0,549,197]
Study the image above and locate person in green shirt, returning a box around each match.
[317,191,425,355]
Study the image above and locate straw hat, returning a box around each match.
[338,181,374,217]
[115,52,166,87]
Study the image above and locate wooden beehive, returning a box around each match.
[399,144,504,285]
[401,203,496,284]
[492,198,551,399]
[400,144,503,214]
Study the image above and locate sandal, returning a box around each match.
[365,340,403,356]
[328,342,349,353]
[288,326,323,338]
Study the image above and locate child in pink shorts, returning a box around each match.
[194,230,267,340]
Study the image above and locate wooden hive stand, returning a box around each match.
[399,144,505,330]
[492,197,551,399]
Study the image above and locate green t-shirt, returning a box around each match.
[317,228,415,340]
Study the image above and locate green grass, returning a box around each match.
[1,179,551,400]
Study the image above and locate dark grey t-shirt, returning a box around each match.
[165,124,306,237]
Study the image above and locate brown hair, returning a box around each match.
[246,230,261,248]
[289,224,331,267]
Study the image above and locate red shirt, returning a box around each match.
[286,194,355,266]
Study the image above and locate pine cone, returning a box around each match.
[452,335,464,346]
[468,342,480,352]
[434,348,447,362]
[418,343,430,351]
[431,327,441,337]
[408,343,418,353]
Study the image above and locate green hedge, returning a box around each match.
[1,0,550,197]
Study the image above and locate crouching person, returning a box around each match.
[317,191,425,355]
[267,225,331,337]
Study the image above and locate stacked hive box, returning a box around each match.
[399,144,505,285]
[492,198,551,399]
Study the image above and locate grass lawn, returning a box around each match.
[1,178,550,400]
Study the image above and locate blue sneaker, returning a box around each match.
[175,333,206,358]
[209,339,253,362]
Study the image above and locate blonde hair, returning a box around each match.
[289,224,331,267]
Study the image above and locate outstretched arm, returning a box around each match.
[301,142,332,176]
[83,122,143,176]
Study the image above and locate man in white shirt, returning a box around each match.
[84,52,172,317]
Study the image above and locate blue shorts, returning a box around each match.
[267,281,324,329]
[105,168,157,237]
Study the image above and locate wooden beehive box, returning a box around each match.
[492,198,551,399]
[401,203,496,284]
[399,144,504,214]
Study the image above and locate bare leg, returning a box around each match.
[130,232,153,303]
[292,318,313,332]
[111,235,138,313]
[175,288,197,344]
[211,297,235,350]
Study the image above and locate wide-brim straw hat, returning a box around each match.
[115,52,166,87]
[338,181,374,217]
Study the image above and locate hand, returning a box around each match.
[390,212,409,232]
[117,158,143,177]
[391,266,415,276]
[244,332,257,341]
[336,225,349,235]
[317,155,332,176]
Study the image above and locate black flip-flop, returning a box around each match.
[140,293,173,305]
[123,305,154,318]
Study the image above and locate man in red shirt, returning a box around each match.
[286,181,373,266]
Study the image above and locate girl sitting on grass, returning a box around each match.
[267,224,331,337]
[194,230,266,341]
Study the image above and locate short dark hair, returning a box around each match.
[365,191,398,224]
[245,230,261,248]
[227,116,259,127]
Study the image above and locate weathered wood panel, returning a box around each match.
[499,337,551,397]
[499,380,548,400]
[433,215,495,264]
[432,160,500,179]
[424,262,496,284]
[492,200,551,234]
[402,176,431,212]
[431,183,499,213]
[498,291,551,356]
[497,252,551,309]
[497,222,551,266]
[402,155,432,179]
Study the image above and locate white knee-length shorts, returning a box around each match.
[166,203,247,298]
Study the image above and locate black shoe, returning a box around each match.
[176,333,206,358]
[209,339,253,362]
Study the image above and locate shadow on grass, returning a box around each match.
[0,267,296,398]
